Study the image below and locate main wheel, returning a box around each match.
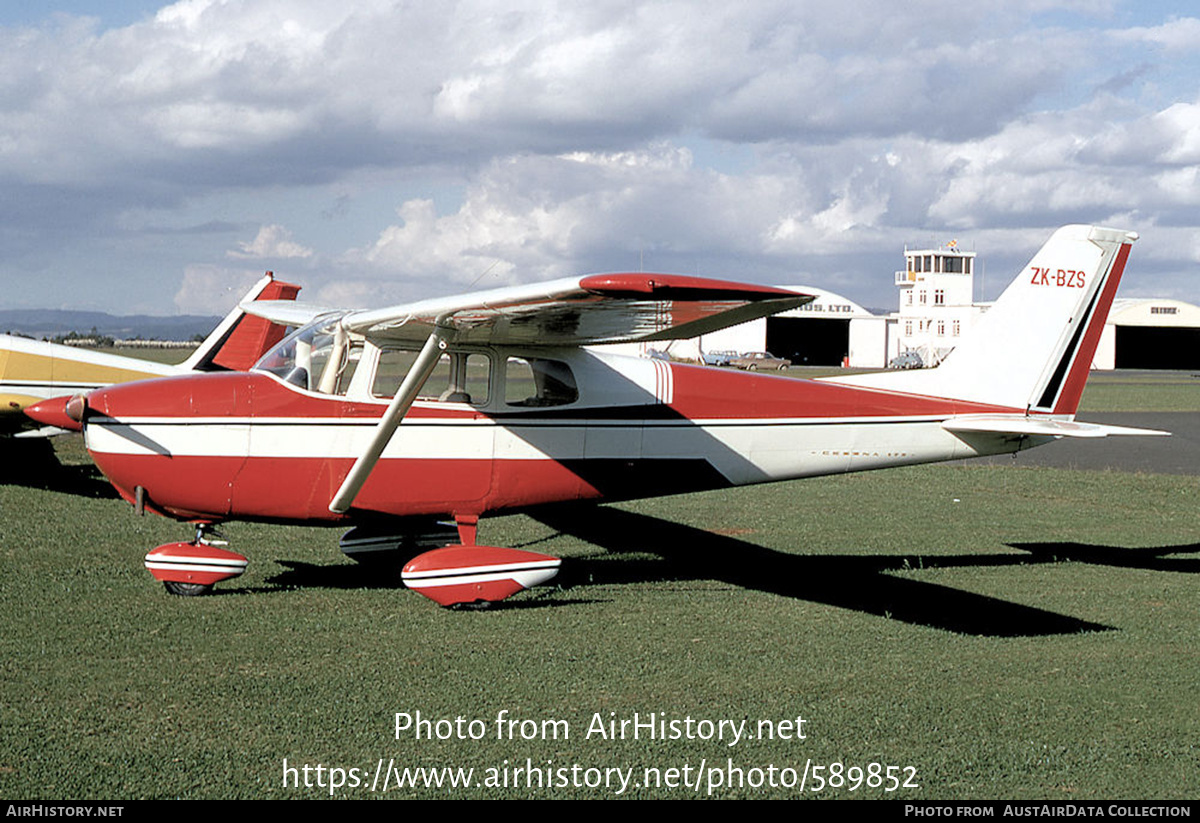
[449,600,494,611]
[163,581,212,597]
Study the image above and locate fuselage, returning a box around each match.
[82,346,1033,526]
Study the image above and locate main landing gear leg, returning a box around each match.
[455,514,478,547]
[143,523,249,597]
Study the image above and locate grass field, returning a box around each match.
[1076,370,1200,412]
[2,370,1198,799]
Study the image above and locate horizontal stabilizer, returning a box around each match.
[942,415,1169,439]
[13,425,71,439]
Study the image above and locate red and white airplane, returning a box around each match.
[73,225,1163,604]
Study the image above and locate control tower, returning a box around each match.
[893,241,982,367]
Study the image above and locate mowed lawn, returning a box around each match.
[1,368,1198,799]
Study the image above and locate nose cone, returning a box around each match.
[24,394,84,431]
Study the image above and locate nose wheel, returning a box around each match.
[162,581,213,597]
[144,525,247,596]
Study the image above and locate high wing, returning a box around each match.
[242,274,812,347]
[308,273,811,514]
[236,301,343,331]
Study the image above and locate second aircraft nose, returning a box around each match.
[22,394,85,431]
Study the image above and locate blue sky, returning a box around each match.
[0,1,157,28]
[2,1,1200,316]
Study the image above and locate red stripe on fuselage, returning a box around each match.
[665,363,1020,420]
[86,365,1021,424]
[84,371,484,421]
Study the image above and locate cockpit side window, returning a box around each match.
[372,349,490,405]
[318,339,362,396]
[253,316,362,396]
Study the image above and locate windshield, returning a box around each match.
[254,313,358,394]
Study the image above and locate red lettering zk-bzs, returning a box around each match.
[1029,267,1085,288]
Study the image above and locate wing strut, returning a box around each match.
[329,327,449,514]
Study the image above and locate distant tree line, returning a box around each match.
[51,327,115,347]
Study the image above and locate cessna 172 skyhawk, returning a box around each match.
[73,225,1163,605]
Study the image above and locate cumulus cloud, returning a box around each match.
[172,264,278,314]
[339,144,813,291]
[922,94,1200,229]
[3,1,1200,313]
[0,0,1099,189]
[227,224,314,259]
[337,90,1200,305]
[1111,16,1200,51]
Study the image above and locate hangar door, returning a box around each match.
[766,317,850,367]
[1115,326,1200,369]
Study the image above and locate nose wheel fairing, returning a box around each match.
[144,527,247,597]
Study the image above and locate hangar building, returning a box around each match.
[1093,299,1200,370]
[697,287,885,368]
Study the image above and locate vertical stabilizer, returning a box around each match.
[826,225,1137,414]
[179,273,302,372]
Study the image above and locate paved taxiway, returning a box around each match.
[974,412,1200,475]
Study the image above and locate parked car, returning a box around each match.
[701,349,739,366]
[729,351,791,371]
[888,351,924,370]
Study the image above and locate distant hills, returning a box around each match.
[0,309,224,341]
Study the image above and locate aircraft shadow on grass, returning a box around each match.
[260,506,1197,636]
[261,560,607,609]
[528,506,1120,638]
[1,438,119,499]
[1008,541,1200,574]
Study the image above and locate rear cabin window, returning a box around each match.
[505,357,577,407]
